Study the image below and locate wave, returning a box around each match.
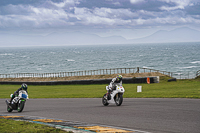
[174,73,183,75]
[66,59,75,62]
[0,53,13,56]
[190,61,200,64]
[20,56,27,58]
[142,66,154,69]
[176,66,199,69]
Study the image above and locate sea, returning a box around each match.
[0,42,200,79]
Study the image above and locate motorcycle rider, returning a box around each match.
[9,83,28,105]
[106,74,122,100]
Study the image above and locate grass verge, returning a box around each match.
[0,77,200,99]
[0,118,71,133]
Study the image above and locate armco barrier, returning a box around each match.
[0,77,158,85]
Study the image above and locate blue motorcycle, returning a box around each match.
[5,90,29,112]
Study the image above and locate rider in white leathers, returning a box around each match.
[107,75,122,99]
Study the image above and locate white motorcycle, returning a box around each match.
[5,90,29,112]
[102,85,125,106]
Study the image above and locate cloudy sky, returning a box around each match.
[0,0,200,41]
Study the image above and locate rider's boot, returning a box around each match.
[106,90,111,100]
[8,100,12,105]
[9,94,15,105]
[9,98,13,105]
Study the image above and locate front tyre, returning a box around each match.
[17,100,25,112]
[7,106,13,112]
[114,93,123,106]
[102,94,109,106]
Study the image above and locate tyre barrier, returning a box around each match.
[168,78,177,82]
[0,77,158,85]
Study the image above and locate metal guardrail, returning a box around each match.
[0,67,172,79]
[196,70,200,77]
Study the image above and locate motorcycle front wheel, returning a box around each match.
[114,93,123,106]
[102,94,109,106]
[7,106,13,112]
[17,100,25,112]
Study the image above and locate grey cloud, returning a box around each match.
[0,4,32,15]
[0,0,39,6]
[185,3,200,15]
[0,0,200,30]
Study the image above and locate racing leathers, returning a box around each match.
[9,87,28,104]
[107,76,122,100]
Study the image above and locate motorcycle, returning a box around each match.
[5,90,29,112]
[102,85,125,106]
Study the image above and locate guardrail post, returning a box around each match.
[196,70,200,77]
[136,67,139,73]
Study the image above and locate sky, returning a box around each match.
[0,0,200,43]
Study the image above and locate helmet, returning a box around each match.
[21,83,28,90]
[116,75,122,82]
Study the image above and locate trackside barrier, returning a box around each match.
[0,77,158,85]
[147,77,150,84]
[0,67,172,78]
[1,67,197,79]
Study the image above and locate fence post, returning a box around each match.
[136,67,139,73]
[196,70,200,77]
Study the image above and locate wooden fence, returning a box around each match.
[0,67,172,79]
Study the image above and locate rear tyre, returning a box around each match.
[17,100,25,112]
[114,93,123,106]
[102,94,109,106]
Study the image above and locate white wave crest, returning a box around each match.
[190,61,200,64]
[0,53,13,56]
[66,59,75,62]
[176,66,199,69]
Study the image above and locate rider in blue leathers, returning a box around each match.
[9,83,28,105]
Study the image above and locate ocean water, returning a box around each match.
[0,42,200,79]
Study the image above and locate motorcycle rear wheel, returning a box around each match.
[17,101,25,112]
[114,93,123,106]
[102,94,109,106]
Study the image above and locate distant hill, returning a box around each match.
[44,31,127,45]
[0,31,127,46]
[131,27,200,43]
[0,27,200,46]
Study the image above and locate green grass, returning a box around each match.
[124,80,200,98]
[0,118,70,133]
[0,78,200,99]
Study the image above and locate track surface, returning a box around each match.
[1,98,200,133]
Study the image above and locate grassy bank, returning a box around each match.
[1,77,200,99]
[0,118,70,133]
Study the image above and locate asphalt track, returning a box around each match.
[1,98,200,133]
